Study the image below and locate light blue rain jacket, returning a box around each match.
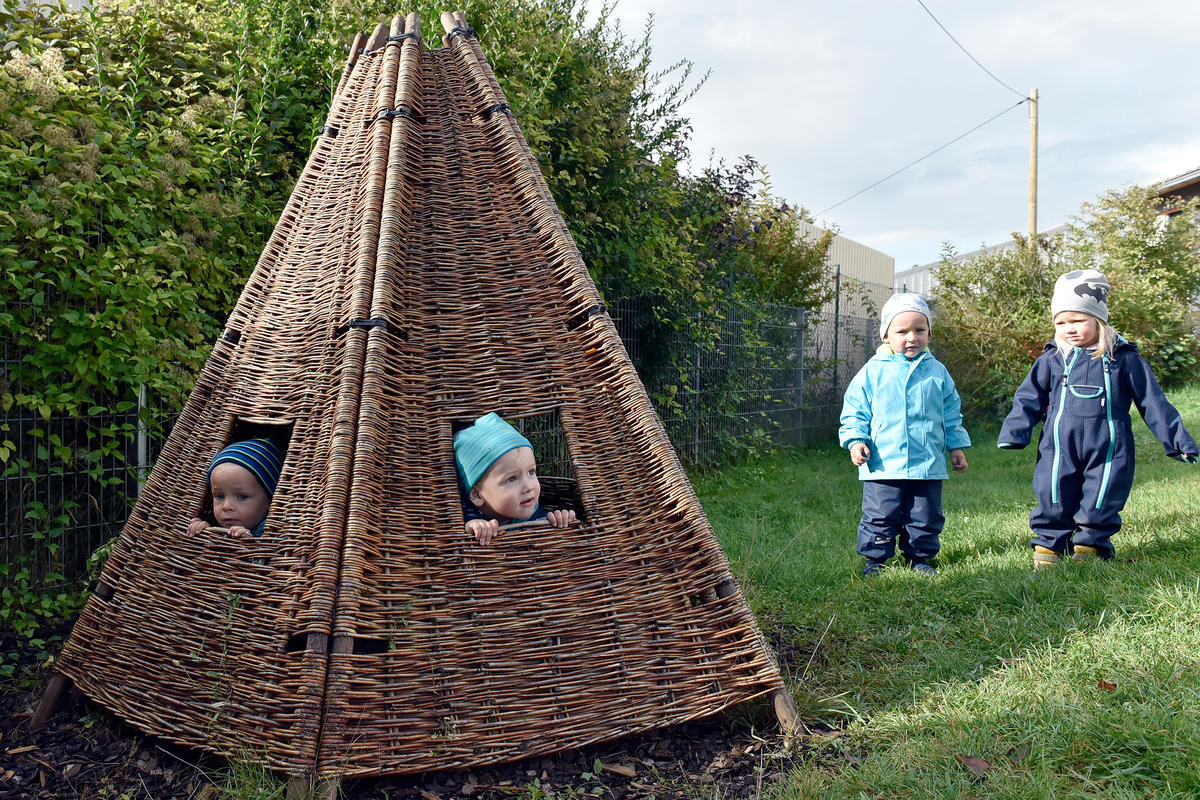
[839,345,972,480]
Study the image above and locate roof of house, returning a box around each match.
[1158,166,1200,195]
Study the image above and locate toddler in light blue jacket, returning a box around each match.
[838,293,971,576]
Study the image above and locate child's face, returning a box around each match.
[469,446,541,522]
[210,462,271,532]
[885,310,930,357]
[1054,311,1100,348]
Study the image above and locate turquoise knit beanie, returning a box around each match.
[454,413,533,491]
[209,438,284,495]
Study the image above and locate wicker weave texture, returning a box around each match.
[54,12,784,780]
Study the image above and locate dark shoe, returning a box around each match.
[909,561,937,576]
[862,560,887,577]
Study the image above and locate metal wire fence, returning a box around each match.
[2,290,884,586]
[613,298,878,466]
[0,370,171,593]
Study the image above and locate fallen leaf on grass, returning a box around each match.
[708,753,735,771]
[1007,744,1031,763]
[599,761,637,778]
[1097,679,1117,692]
[955,754,994,776]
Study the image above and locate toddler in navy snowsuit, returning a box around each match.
[998,270,1197,568]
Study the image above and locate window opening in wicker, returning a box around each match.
[36,10,796,793]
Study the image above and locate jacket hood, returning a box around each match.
[1042,332,1135,356]
[875,343,931,358]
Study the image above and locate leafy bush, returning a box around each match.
[1070,185,1200,387]
[934,185,1200,419]
[933,238,1060,420]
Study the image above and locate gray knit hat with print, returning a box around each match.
[1051,269,1110,322]
[879,292,931,340]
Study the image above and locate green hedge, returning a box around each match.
[1,0,839,635]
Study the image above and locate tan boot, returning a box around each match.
[1033,545,1061,569]
[1072,545,1100,562]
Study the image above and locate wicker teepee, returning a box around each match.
[39,10,794,792]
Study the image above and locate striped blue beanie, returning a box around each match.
[454,413,532,492]
[209,438,284,495]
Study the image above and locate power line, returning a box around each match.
[916,0,1026,99]
[815,98,1029,218]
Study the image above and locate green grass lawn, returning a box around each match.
[694,384,1200,799]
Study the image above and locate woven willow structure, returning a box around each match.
[46,11,788,785]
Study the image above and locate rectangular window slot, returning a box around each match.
[451,409,585,522]
[285,632,327,653]
[231,416,295,456]
[197,417,294,526]
[566,303,606,332]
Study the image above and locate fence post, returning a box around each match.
[136,384,148,497]
[794,305,805,447]
[692,309,701,463]
[832,265,841,394]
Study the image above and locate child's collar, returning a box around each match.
[876,342,929,359]
[1053,324,1120,356]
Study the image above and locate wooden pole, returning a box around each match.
[1028,88,1038,246]
[772,688,800,735]
[30,673,72,731]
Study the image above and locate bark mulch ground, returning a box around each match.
[2,624,853,800]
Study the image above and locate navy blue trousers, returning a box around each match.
[1029,468,1127,559]
[1028,419,1134,560]
[857,479,944,563]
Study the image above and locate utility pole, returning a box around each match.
[1028,88,1038,247]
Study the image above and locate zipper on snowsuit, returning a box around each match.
[1050,348,1080,504]
[1096,353,1115,509]
[1050,347,1116,508]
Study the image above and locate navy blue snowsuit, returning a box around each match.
[998,338,1197,558]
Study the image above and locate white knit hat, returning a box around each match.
[879,293,931,340]
[1051,269,1110,322]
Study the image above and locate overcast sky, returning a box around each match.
[595,0,1200,271]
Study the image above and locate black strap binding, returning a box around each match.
[375,106,413,122]
[349,318,389,331]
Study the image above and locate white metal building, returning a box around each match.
[895,223,1072,299]
[797,221,895,315]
